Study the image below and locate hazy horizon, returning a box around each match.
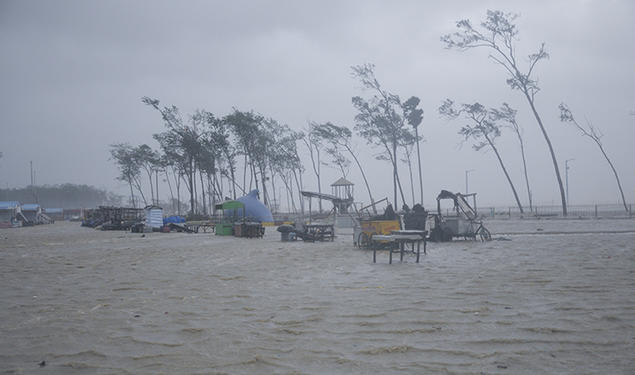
[1,0,634,209]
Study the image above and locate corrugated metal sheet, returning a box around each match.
[0,201,20,210]
[145,207,163,228]
[22,203,41,211]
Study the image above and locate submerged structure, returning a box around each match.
[429,190,490,242]
[144,205,164,229]
[232,190,273,224]
[0,201,23,228]
[21,203,53,225]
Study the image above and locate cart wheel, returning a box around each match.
[360,233,371,248]
[478,226,492,241]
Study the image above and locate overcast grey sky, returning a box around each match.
[1,0,634,208]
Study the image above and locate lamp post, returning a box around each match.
[565,159,574,205]
[465,169,475,194]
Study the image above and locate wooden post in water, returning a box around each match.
[594,204,598,219]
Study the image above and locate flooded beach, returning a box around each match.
[1,220,634,374]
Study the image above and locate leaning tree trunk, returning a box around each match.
[345,145,376,214]
[132,176,147,206]
[485,134,524,214]
[164,170,175,213]
[243,154,248,191]
[292,169,304,215]
[128,180,136,208]
[404,150,415,207]
[187,157,195,216]
[280,173,297,213]
[392,139,398,209]
[199,171,207,216]
[176,172,182,216]
[597,142,628,213]
[414,126,424,205]
[145,169,154,205]
[514,131,533,211]
[523,90,567,216]
[228,156,237,199]
[390,139,407,209]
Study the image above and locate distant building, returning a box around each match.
[0,201,22,228]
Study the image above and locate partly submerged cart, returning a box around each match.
[428,190,491,242]
[353,203,401,248]
[354,219,401,247]
[214,200,245,236]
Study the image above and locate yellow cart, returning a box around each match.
[354,219,401,248]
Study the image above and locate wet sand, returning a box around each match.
[1,220,634,374]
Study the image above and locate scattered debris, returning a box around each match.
[494,237,512,241]
[82,206,143,230]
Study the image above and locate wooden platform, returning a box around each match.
[372,230,427,264]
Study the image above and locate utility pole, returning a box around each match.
[565,159,574,205]
[465,169,475,194]
[30,160,38,203]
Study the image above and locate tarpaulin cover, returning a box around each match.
[226,190,273,222]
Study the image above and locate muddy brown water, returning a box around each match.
[1,220,634,374]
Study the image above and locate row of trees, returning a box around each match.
[110,10,628,217]
[441,10,628,215]
[111,65,426,217]
[111,102,306,217]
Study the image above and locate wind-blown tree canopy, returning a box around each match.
[110,143,145,207]
[312,122,350,178]
[134,144,160,205]
[312,122,377,213]
[351,63,416,209]
[143,97,203,215]
[439,99,524,213]
[559,103,629,213]
[490,103,533,211]
[402,96,425,204]
[224,109,265,195]
[300,123,325,212]
[442,10,567,216]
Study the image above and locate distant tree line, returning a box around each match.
[0,184,121,208]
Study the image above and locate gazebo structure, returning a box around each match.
[331,177,354,201]
[329,177,354,214]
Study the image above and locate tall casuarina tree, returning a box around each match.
[442,10,567,216]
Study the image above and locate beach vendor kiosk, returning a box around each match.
[214,200,245,236]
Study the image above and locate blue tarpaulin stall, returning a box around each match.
[226,190,273,224]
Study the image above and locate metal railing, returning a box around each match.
[477,204,632,219]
